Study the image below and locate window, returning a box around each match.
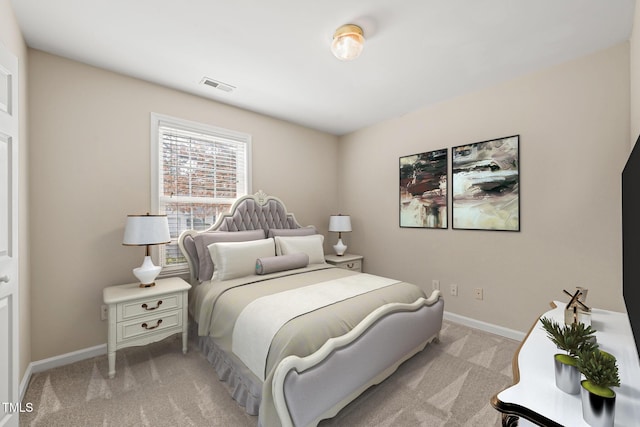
[151,113,251,273]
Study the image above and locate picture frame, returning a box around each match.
[451,135,520,231]
[399,148,448,228]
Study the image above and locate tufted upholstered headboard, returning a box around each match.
[213,191,302,232]
[178,190,308,284]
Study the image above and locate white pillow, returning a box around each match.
[209,238,275,281]
[275,235,325,264]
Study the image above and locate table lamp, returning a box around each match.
[123,214,171,287]
[329,214,352,256]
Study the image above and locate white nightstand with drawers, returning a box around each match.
[324,253,363,272]
[103,277,191,378]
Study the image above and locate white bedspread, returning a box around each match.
[231,273,400,380]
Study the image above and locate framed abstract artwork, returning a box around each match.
[452,135,520,231]
[399,148,448,228]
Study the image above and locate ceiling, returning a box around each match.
[11,0,636,135]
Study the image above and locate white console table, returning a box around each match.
[491,302,640,426]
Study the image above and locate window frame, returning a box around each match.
[150,112,252,275]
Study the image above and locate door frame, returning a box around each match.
[0,41,20,427]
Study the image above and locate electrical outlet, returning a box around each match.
[474,288,483,300]
[432,280,440,290]
[450,284,458,296]
[101,305,108,321]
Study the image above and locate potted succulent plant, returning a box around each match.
[577,348,620,427]
[539,317,597,394]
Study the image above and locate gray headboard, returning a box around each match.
[214,191,302,232]
[177,190,306,284]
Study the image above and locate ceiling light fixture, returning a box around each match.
[331,24,365,61]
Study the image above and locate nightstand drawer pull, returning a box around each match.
[118,295,181,320]
[141,319,163,330]
[347,263,355,268]
[141,300,163,311]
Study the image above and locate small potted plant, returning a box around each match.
[577,348,620,427]
[539,317,597,394]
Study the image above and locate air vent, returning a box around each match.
[200,77,235,93]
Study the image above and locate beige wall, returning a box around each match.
[17,9,640,360]
[0,0,31,379]
[631,1,640,147]
[28,50,338,360]
[338,44,630,334]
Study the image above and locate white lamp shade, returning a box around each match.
[123,215,171,246]
[329,215,352,233]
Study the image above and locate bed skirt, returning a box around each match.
[192,322,262,416]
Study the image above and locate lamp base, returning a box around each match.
[139,282,156,288]
[133,256,161,288]
[333,238,347,256]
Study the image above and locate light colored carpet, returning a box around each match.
[20,321,519,426]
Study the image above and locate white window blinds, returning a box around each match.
[151,114,251,271]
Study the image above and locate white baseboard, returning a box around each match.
[444,311,526,342]
[18,313,524,400]
[19,364,32,402]
[20,343,107,401]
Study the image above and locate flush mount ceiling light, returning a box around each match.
[331,24,365,61]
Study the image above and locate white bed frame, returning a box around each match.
[178,191,444,427]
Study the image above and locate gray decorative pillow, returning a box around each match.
[255,253,309,275]
[267,226,317,238]
[194,229,265,281]
[182,235,199,279]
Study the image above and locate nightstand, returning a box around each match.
[103,277,191,378]
[325,253,363,272]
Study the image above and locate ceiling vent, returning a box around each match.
[200,77,235,93]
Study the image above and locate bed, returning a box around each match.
[178,191,444,427]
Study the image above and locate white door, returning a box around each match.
[0,42,20,427]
